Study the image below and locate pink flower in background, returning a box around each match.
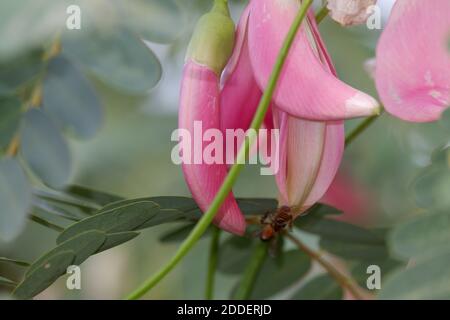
[375,0,450,122]
[179,1,246,235]
[320,172,374,225]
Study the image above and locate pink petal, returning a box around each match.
[248,0,380,121]
[375,0,450,122]
[179,61,246,235]
[221,5,261,133]
[274,109,344,211]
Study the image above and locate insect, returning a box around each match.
[259,206,295,241]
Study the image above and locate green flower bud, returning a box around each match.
[186,0,235,75]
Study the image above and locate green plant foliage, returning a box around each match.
[0,158,32,241]
[64,185,123,206]
[299,218,389,261]
[62,26,162,95]
[26,230,106,276]
[20,109,72,188]
[379,249,450,299]
[0,49,44,94]
[217,236,255,274]
[0,257,30,267]
[57,201,160,244]
[0,96,21,151]
[292,274,343,300]
[159,223,207,243]
[14,250,75,300]
[118,0,184,44]
[43,56,103,139]
[0,276,17,287]
[249,250,311,299]
[389,210,450,260]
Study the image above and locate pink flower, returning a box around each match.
[375,0,450,122]
[179,1,246,235]
[221,0,378,213]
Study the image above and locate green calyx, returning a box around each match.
[186,0,235,75]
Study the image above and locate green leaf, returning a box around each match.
[295,205,343,228]
[64,185,123,206]
[159,224,195,243]
[0,0,64,59]
[0,95,21,151]
[62,25,162,94]
[389,211,450,260]
[34,188,101,215]
[56,201,159,244]
[217,237,254,274]
[379,249,450,299]
[100,197,200,229]
[291,274,343,300]
[43,56,103,139]
[32,196,87,221]
[250,250,311,299]
[0,257,30,267]
[20,109,72,188]
[236,198,278,216]
[118,0,184,44]
[0,49,44,94]
[27,230,106,277]
[97,231,140,252]
[14,250,75,299]
[0,158,32,241]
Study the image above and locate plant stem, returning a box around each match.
[125,0,314,300]
[233,241,268,300]
[345,108,384,147]
[315,6,329,23]
[205,227,221,300]
[286,233,366,300]
[29,214,64,233]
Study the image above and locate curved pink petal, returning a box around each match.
[248,0,380,121]
[274,109,344,211]
[221,5,261,133]
[179,61,246,235]
[375,0,450,122]
[302,120,344,208]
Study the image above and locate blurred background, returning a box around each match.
[1,0,449,299]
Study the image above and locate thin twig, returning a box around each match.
[286,233,367,300]
[345,109,384,147]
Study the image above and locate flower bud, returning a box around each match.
[186,0,235,75]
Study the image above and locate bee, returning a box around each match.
[259,206,295,241]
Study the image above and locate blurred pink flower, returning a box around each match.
[375,0,450,122]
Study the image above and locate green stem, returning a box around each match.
[345,108,384,147]
[205,227,221,300]
[125,0,314,300]
[233,242,268,300]
[286,233,367,300]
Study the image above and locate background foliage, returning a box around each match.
[1,0,450,300]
